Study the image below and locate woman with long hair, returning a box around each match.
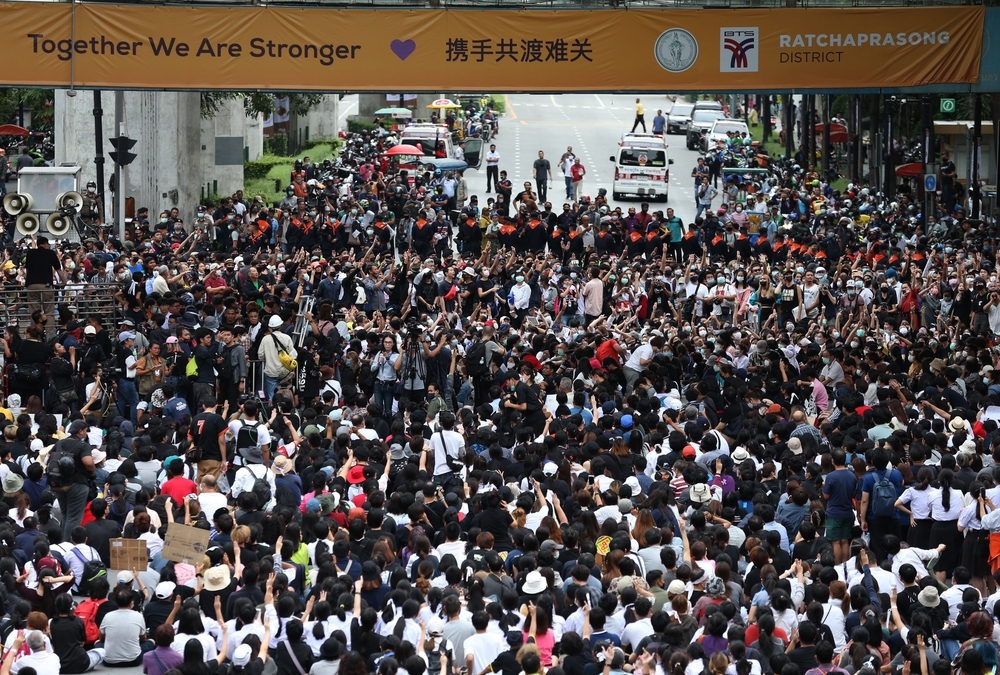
[631,509,659,548]
[896,467,935,548]
[177,633,228,675]
[928,469,963,580]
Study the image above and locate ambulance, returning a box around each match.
[610,133,673,202]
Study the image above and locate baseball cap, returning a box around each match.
[118,331,136,342]
[84,326,97,335]
[155,581,176,599]
[233,645,253,668]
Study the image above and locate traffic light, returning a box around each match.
[109,135,137,167]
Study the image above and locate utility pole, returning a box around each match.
[973,94,982,219]
[823,95,831,181]
[923,94,934,226]
[884,95,894,197]
[93,90,105,223]
[763,95,771,144]
[108,92,137,242]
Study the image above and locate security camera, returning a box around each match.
[890,96,898,102]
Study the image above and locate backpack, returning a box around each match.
[45,328,68,353]
[71,548,107,596]
[74,598,106,646]
[246,465,272,508]
[216,344,236,381]
[870,469,898,519]
[465,340,489,377]
[236,421,263,457]
[46,439,79,489]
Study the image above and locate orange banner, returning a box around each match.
[0,3,983,91]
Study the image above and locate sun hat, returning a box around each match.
[918,586,940,608]
[2,474,23,494]
[203,566,231,592]
[731,447,751,463]
[787,437,803,455]
[521,570,547,594]
[689,483,711,504]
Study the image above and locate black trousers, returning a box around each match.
[486,165,499,191]
[632,114,646,133]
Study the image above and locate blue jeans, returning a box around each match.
[695,202,712,220]
[374,380,395,419]
[264,374,281,401]
[117,378,139,425]
[564,176,573,198]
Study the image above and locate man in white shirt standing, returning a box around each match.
[484,144,500,192]
[509,273,532,327]
[623,336,662,395]
[560,149,576,200]
[429,411,466,495]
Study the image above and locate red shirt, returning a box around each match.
[161,476,198,503]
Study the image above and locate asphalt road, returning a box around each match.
[458,93,707,224]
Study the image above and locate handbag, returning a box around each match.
[14,363,44,386]
[57,386,79,404]
[270,335,298,372]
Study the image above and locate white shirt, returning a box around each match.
[231,464,277,509]
[171,632,217,661]
[463,632,506,675]
[485,150,500,166]
[430,428,466,477]
[927,487,964,520]
[510,282,531,310]
[941,584,978,622]
[898,486,933,519]
[10,650,60,675]
[61,543,102,592]
[625,343,654,372]
[621,617,653,650]
[890,547,939,586]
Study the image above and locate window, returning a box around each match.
[618,149,666,167]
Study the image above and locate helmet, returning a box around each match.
[597,188,608,198]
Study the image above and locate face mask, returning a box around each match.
[482,271,489,279]
[366,229,374,236]
[950,342,957,350]
[736,276,744,282]
[833,331,841,340]
[507,361,516,370]
[733,332,742,340]
[796,267,805,274]
[900,327,908,336]
[705,277,715,286]
[160,218,168,224]
[967,277,975,285]
[946,247,954,254]
[713,365,721,373]
[785,323,795,332]
[857,329,865,338]
[516,275,525,283]
[228,215,235,221]
[850,340,859,349]
[287,190,294,195]
[609,275,617,282]
[985,377,992,385]
[735,206,743,212]
[665,351,672,357]
[698,329,708,338]
[822,357,831,364]
[309,210,317,217]
[351,209,358,216]
[734,350,741,357]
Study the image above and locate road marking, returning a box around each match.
[568,105,577,108]
[582,106,591,109]
[594,94,605,108]
[550,94,562,108]
[540,104,549,108]
[505,94,517,120]
[524,104,534,107]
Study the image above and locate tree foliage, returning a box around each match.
[200,92,325,119]
[0,88,55,131]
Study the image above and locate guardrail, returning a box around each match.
[0,283,122,332]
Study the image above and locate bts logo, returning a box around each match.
[721,27,758,72]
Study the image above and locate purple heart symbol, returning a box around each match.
[390,39,416,61]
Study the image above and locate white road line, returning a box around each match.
[540,104,549,108]
[550,94,561,108]
[568,105,577,108]
[524,103,534,107]
[594,94,605,108]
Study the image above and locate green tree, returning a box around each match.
[200,92,325,119]
[0,89,55,131]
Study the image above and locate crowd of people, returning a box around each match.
[0,95,994,675]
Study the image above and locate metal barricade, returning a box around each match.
[0,283,123,333]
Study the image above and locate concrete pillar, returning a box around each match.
[296,94,339,140]
[55,89,202,220]
[357,93,441,123]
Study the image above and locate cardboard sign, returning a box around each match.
[161,523,210,564]
[109,538,148,572]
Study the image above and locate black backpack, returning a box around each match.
[71,548,107,595]
[45,329,68,353]
[247,465,272,507]
[216,345,236,382]
[465,340,488,377]
[236,421,262,458]
[46,439,79,489]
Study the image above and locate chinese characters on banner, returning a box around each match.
[445,38,593,63]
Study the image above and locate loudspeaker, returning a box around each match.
[56,191,84,213]
[3,193,33,216]
[45,212,72,236]
[15,213,40,236]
